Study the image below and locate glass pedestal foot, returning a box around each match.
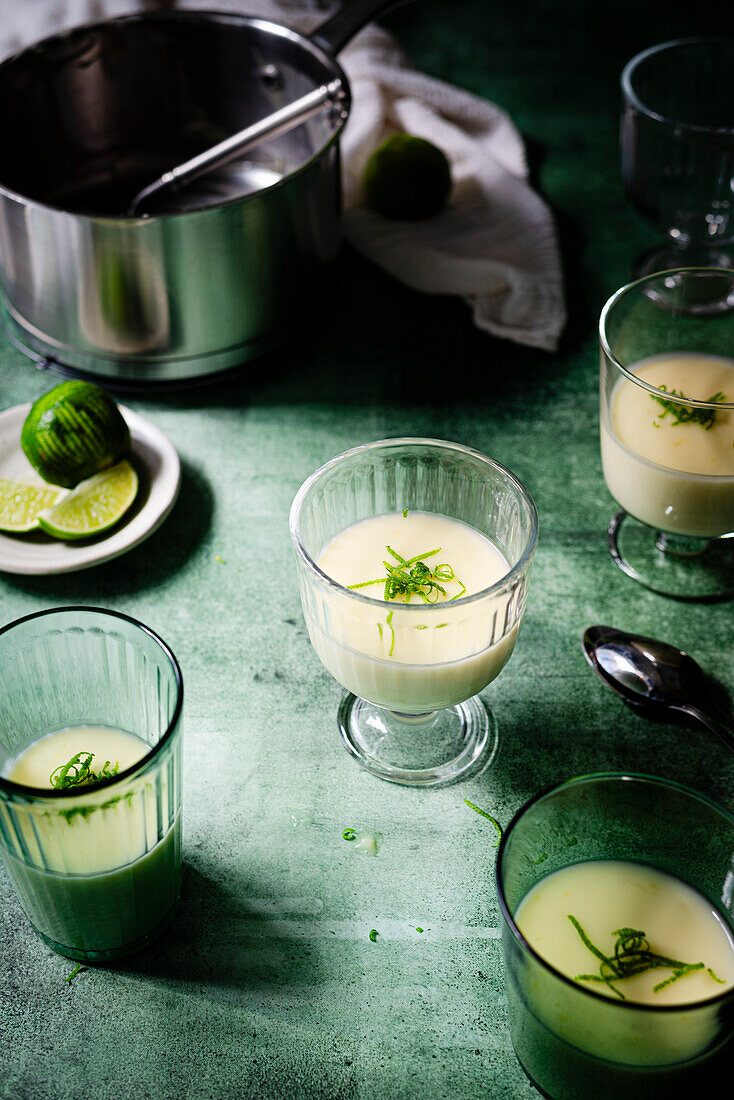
[607,509,734,601]
[337,693,499,787]
[632,258,734,315]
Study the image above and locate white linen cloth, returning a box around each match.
[0,0,566,350]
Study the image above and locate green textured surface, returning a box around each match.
[1,4,733,1098]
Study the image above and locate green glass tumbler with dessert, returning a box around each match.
[496,774,734,1099]
[0,607,183,963]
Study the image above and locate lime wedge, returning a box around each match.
[0,478,66,532]
[37,460,138,540]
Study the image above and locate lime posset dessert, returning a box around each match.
[313,510,516,713]
[1,725,181,959]
[291,438,537,785]
[498,775,734,1100]
[516,861,734,1009]
[601,353,734,537]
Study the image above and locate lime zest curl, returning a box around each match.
[463,799,503,847]
[50,752,120,790]
[568,916,724,1000]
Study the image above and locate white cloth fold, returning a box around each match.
[0,0,566,350]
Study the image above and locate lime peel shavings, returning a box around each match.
[568,915,725,1000]
[351,540,467,658]
[369,929,378,942]
[464,799,503,847]
[50,751,120,790]
[349,544,466,605]
[64,963,85,985]
[650,385,727,431]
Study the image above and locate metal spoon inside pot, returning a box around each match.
[582,624,734,754]
[127,78,347,216]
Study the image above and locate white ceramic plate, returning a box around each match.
[0,403,180,575]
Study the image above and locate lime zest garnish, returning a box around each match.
[348,543,465,606]
[342,828,357,841]
[568,916,721,1000]
[416,927,424,934]
[369,929,378,942]
[64,963,84,985]
[651,385,727,431]
[463,798,503,847]
[350,538,466,657]
[50,752,120,790]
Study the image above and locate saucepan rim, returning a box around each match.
[0,8,352,223]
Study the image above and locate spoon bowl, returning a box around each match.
[583,625,705,708]
[583,624,734,754]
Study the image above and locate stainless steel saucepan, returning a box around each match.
[0,1,404,387]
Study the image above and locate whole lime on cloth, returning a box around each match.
[362,134,452,220]
[37,460,138,541]
[21,381,130,489]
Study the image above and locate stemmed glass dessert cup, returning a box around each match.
[0,607,183,963]
[621,38,734,298]
[496,773,734,1100]
[600,268,734,600]
[289,438,538,787]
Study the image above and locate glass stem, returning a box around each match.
[655,532,712,558]
[387,710,438,726]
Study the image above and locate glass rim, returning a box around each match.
[0,605,183,802]
[621,37,734,135]
[0,10,350,222]
[599,267,734,409]
[495,771,734,1014]
[289,437,539,613]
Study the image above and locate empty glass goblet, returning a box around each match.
[621,38,734,295]
[600,268,734,600]
[289,438,538,787]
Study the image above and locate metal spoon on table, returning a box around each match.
[582,624,734,755]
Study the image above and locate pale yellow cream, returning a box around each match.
[310,511,516,713]
[601,353,734,536]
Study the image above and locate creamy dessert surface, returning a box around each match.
[601,353,734,536]
[610,354,734,476]
[516,859,734,1006]
[4,725,148,789]
[317,510,509,600]
[311,511,518,711]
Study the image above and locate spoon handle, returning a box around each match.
[679,703,734,756]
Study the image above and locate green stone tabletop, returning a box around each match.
[1,4,732,1098]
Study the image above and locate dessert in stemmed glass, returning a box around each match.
[289,438,538,786]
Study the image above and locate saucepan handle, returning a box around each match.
[310,0,416,57]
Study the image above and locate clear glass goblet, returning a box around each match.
[289,438,538,787]
[621,38,734,298]
[600,268,734,600]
